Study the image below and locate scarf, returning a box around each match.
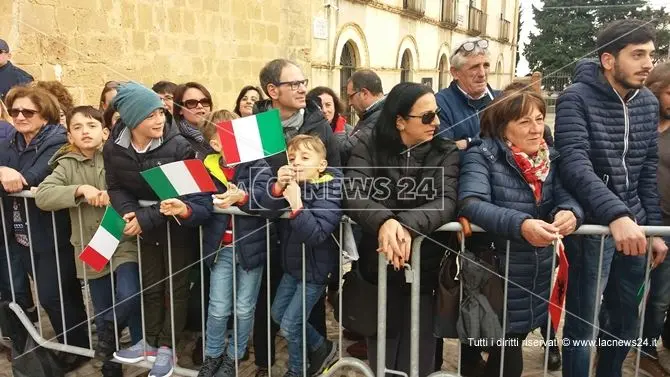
[178,119,205,144]
[282,109,304,141]
[508,139,550,203]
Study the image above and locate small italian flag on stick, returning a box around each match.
[140,159,218,201]
[79,207,125,272]
[217,109,286,166]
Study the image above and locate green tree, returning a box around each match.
[526,0,668,77]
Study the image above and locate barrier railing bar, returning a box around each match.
[23,197,43,336]
[0,200,16,303]
[199,226,206,367]
[589,235,607,371]
[410,236,423,377]
[167,221,177,360]
[499,240,511,377]
[302,242,307,377]
[634,239,654,377]
[77,207,93,348]
[542,240,559,377]
[266,219,273,377]
[232,215,240,376]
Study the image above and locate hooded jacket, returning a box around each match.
[35,147,137,279]
[102,117,212,248]
[555,59,662,226]
[458,138,583,334]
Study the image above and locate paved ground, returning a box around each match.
[0,297,668,377]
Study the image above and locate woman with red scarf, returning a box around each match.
[457,88,583,377]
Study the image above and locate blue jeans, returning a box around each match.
[562,235,646,377]
[205,247,263,359]
[88,262,142,345]
[271,273,326,374]
[641,239,670,357]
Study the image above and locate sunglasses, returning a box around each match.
[183,98,212,109]
[453,39,489,57]
[406,108,441,124]
[9,108,39,119]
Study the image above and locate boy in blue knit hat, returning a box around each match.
[103,82,213,377]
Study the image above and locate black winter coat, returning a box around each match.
[344,129,460,293]
[555,59,662,226]
[103,118,212,249]
[458,138,583,334]
[340,97,385,165]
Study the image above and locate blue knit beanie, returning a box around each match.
[112,81,164,130]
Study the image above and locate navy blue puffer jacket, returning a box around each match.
[201,156,281,270]
[554,59,661,226]
[458,138,584,334]
[273,168,343,285]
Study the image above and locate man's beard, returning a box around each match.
[613,62,647,91]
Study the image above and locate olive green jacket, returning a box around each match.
[35,147,137,279]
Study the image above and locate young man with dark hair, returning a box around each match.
[555,19,668,377]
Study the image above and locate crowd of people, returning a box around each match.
[0,17,668,377]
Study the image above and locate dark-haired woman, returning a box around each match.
[99,80,119,111]
[345,82,459,376]
[173,82,214,158]
[458,89,583,377]
[307,86,352,136]
[234,85,264,118]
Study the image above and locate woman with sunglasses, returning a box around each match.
[0,86,90,370]
[458,88,583,377]
[344,82,459,376]
[173,82,214,158]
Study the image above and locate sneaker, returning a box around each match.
[213,354,235,377]
[149,346,175,377]
[95,321,117,364]
[639,355,670,377]
[197,354,224,377]
[255,367,269,377]
[307,340,338,376]
[113,339,158,363]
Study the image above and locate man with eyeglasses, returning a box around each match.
[435,38,498,151]
[252,58,340,377]
[152,81,177,115]
[0,39,33,102]
[341,69,386,164]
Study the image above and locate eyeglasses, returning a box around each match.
[183,98,212,109]
[9,108,39,119]
[347,91,360,101]
[453,39,489,57]
[275,79,309,91]
[406,108,441,124]
[160,94,174,102]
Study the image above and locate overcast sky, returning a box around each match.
[516,0,667,75]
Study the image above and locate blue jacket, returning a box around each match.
[0,125,72,254]
[458,138,583,334]
[269,168,343,285]
[0,121,13,143]
[435,81,499,141]
[0,62,33,101]
[201,155,280,270]
[555,59,662,226]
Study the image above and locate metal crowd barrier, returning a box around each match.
[0,191,669,377]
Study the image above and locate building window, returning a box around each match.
[400,49,412,83]
[340,41,357,124]
[438,54,449,89]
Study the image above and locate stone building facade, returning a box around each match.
[1,0,518,111]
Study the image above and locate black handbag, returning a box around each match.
[333,268,380,337]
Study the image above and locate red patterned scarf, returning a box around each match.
[508,139,550,203]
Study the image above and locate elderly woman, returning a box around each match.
[458,89,583,377]
[345,82,459,376]
[0,86,89,369]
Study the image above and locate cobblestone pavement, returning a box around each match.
[0,277,667,376]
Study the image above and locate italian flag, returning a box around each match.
[141,159,217,200]
[217,109,286,166]
[79,207,125,272]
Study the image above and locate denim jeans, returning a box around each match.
[641,239,670,357]
[271,273,326,374]
[562,235,646,377]
[205,247,263,359]
[87,262,142,345]
[0,242,33,310]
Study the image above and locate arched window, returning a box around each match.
[438,54,449,89]
[400,49,412,83]
[339,41,358,123]
[496,60,503,88]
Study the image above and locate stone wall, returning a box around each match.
[1,0,313,109]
